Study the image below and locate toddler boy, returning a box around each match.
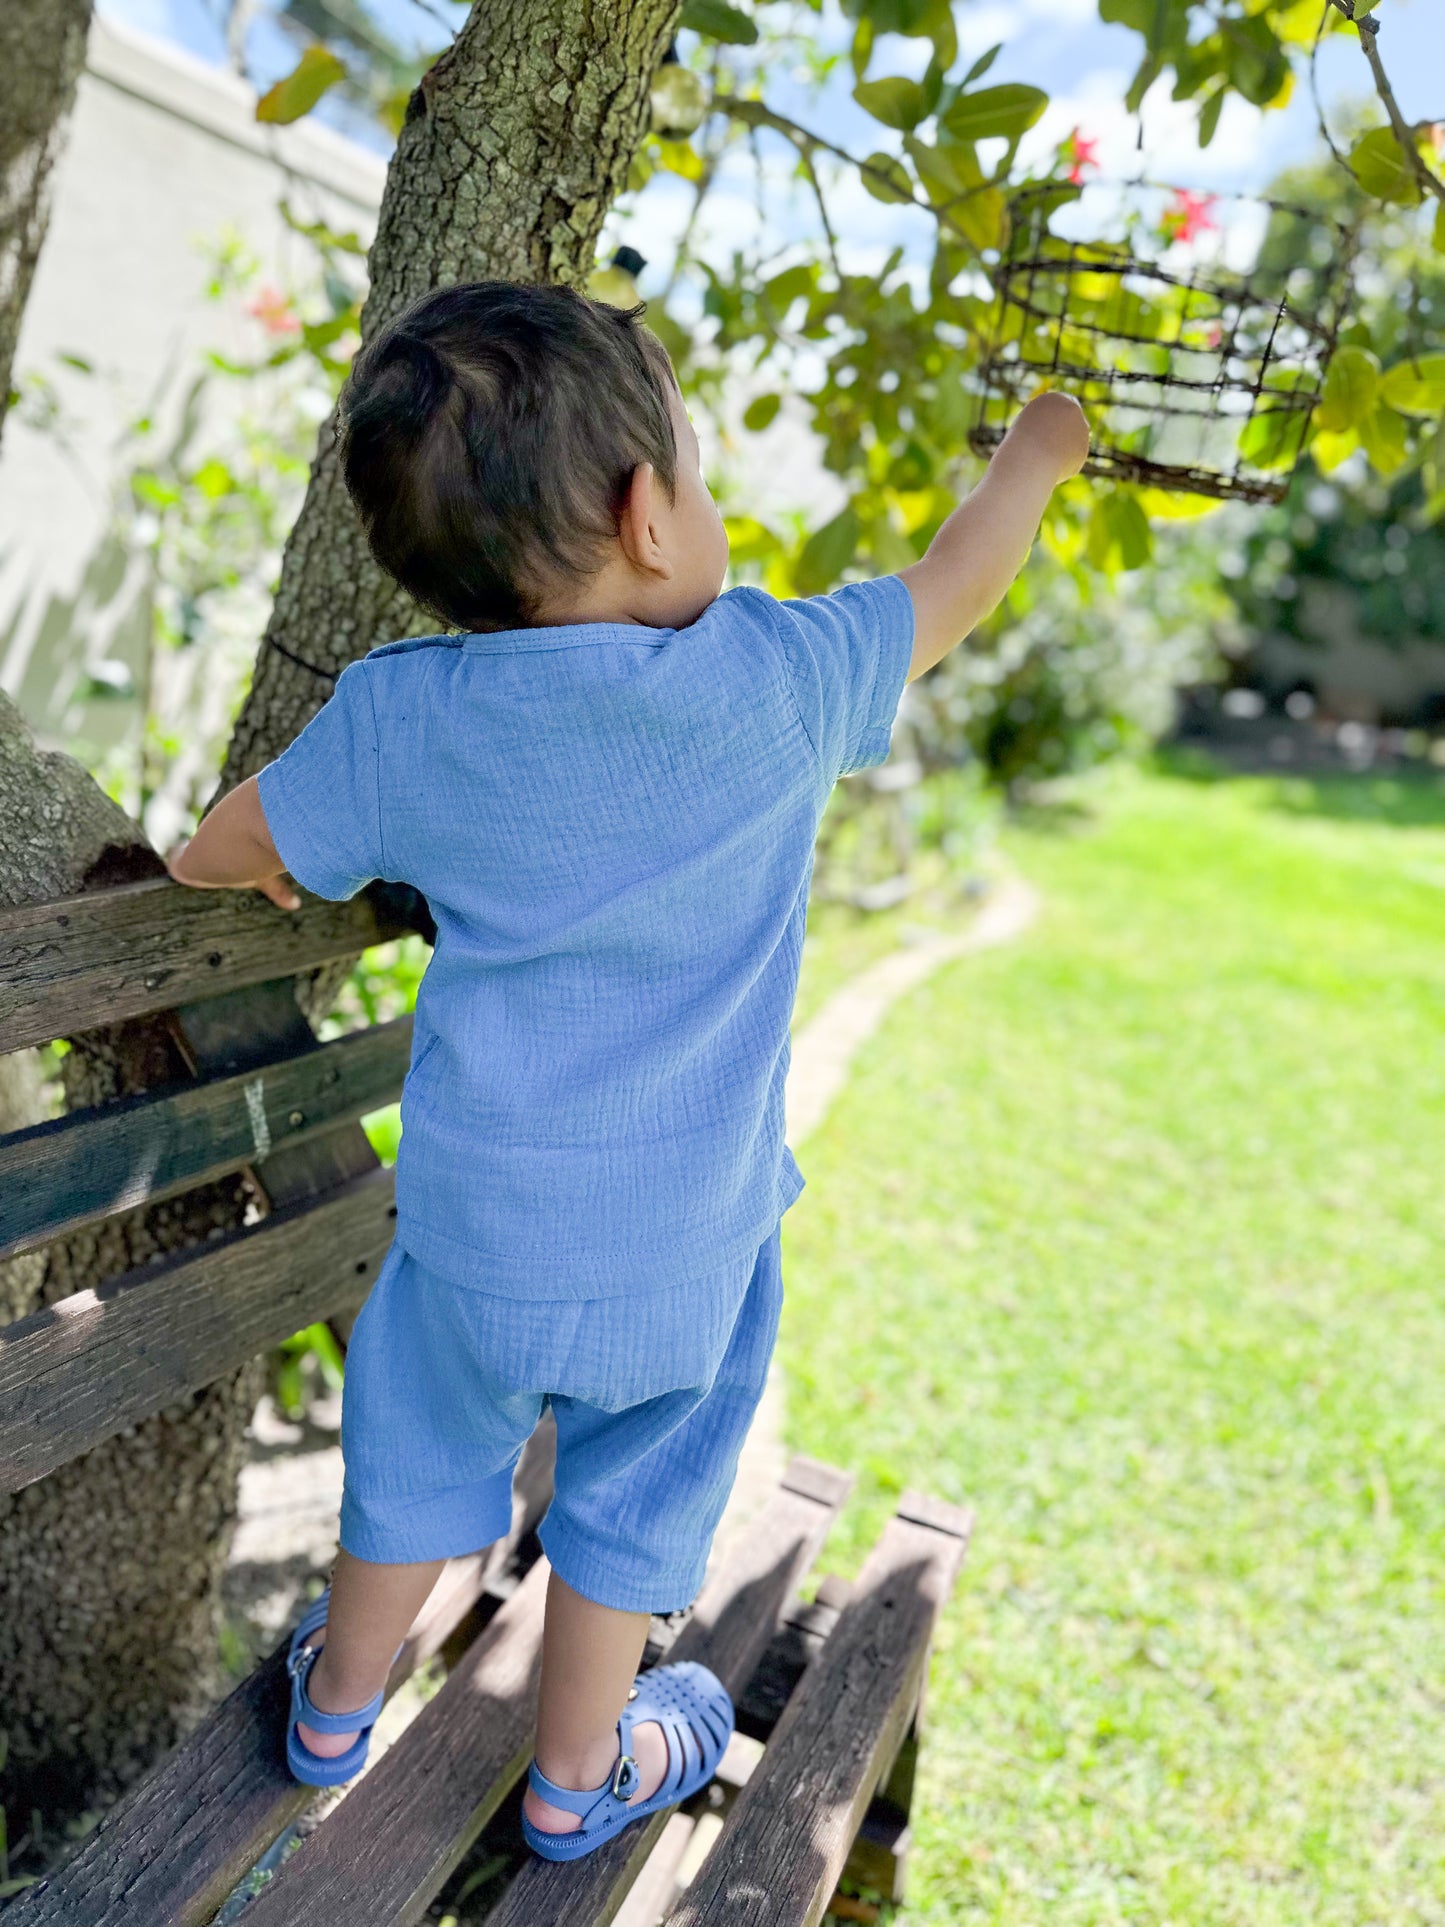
[170,281,1087,1856]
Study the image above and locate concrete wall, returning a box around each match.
[0,16,384,752]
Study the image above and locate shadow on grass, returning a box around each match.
[1154,746,1445,830]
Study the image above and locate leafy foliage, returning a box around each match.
[230,0,1444,600]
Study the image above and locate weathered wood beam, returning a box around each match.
[662,1493,973,1927]
[0,1168,397,1489]
[0,877,413,1055]
[3,1423,557,1927]
[0,1016,412,1257]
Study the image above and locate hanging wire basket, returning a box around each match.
[968,182,1358,504]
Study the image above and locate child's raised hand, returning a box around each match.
[1012,391,1092,483]
[900,391,1091,681]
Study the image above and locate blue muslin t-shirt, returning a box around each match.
[257,577,914,1299]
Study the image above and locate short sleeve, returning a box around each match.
[774,576,914,786]
[256,661,384,900]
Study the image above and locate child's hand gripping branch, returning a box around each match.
[902,390,1091,680]
[158,280,1088,1864]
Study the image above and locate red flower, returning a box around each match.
[247,285,301,336]
[1063,128,1100,186]
[1160,188,1219,245]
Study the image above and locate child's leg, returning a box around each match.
[522,1569,672,1833]
[296,1548,446,1758]
[525,1231,784,1833]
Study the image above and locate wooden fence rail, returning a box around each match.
[0,1169,396,1491]
[0,1016,412,1259]
[0,877,416,1055]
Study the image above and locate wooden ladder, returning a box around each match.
[0,880,972,1927]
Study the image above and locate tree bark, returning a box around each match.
[221,0,682,788]
[2,0,679,1819]
[0,692,261,1814]
[0,0,92,444]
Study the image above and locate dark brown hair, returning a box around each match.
[338,281,677,631]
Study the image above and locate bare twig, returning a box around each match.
[718,93,993,251]
[1325,0,1445,207]
[798,144,843,281]
[661,153,720,304]
[1310,2,1354,176]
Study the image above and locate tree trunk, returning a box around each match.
[221,0,681,787]
[0,691,261,1815]
[0,0,92,444]
[1,0,678,1819]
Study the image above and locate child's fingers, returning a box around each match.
[256,873,303,912]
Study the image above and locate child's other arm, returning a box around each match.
[899,391,1090,682]
[166,776,301,911]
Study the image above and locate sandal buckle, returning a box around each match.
[611,1752,640,1799]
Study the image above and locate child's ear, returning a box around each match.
[617,463,675,580]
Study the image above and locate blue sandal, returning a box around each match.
[284,1586,393,1787]
[521,1660,733,1862]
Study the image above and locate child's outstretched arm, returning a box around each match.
[167,776,301,911]
[900,391,1090,682]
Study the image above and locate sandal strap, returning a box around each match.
[528,1731,641,1827]
[288,1643,384,1735]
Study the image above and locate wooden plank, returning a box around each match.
[0,875,412,1055]
[481,1457,855,1927]
[4,1422,556,1927]
[237,1558,553,1927]
[0,1169,397,1490]
[610,1814,697,1927]
[661,1497,973,1927]
[0,1017,412,1258]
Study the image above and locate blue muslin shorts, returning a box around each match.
[338,1227,784,1612]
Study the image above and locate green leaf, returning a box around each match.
[724,516,780,565]
[860,151,915,205]
[1347,127,1423,207]
[905,135,967,205]
[1435,201,1445,253]
[1197,86,1225,148]
[794,507,860,595]
[1238,406,1301,472]
[1315,345,1380,433]
[1378,355,1445,418]
[1358,402,1409,475]
[1098,0,1154,31]
[954,184,1008,252]
[961,42,1002,86]
[1107,491,1152,570]
[255,46,347,125]
[764,263,814,310]
[941,83,1048,145]
[854,75,932,131]
[743,392,782,431]
[678,0,758,43]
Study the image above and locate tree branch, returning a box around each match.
[718,93,995,252]
[798,143,843,282]
[1326,0,1445,208]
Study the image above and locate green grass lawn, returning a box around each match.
[783,759,1445,1925]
